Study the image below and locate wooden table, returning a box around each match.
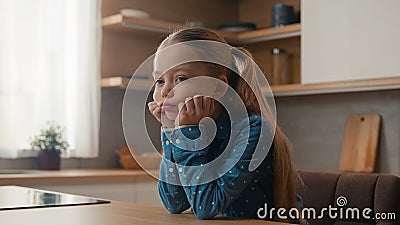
[0,197,289,225]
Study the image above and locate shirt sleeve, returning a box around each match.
[162,115,272,219]
[158,131,190,214]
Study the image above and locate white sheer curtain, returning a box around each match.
[0,0,102,158]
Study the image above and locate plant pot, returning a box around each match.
[38,149,61,170]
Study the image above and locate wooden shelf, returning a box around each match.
[271,77,400,96]
[102,14,300,44]
[235,23,300,44]
[102,76,400,96]
[101,76,153,90]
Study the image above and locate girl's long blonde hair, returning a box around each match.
[158,28,304,224]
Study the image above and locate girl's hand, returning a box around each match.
[148,101,175,128]
[178,95,215,126]
[148,101,162,123]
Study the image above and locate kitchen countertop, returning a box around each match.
[0,169,156,185]
[2,169,397,186]
[0,198,288,225]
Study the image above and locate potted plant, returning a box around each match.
[30,122,69,170]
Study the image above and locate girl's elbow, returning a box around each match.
[192,209,217,220]
[166,207,186,214]
[163,203,189,214]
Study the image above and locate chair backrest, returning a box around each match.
[298,170,400,225]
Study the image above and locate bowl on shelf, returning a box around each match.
[116,146,161,170]
[120,9,150,19]
[186,21,207,28]
[218,22,256,33]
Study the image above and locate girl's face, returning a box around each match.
[152,62,226,121]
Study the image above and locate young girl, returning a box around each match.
[147,28,304,224]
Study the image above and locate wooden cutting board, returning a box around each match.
[339,114,381,173]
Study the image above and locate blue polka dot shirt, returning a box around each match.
[158,112,283,220]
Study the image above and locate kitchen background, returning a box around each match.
[1,0,399,174]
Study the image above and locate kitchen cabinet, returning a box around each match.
[31,180,161,206]
[302,0,400,84]
[0,169,162,207]
[101,13,301,44]
[101,0,400,96]
[101,0,303,95]
[134,181,161,205]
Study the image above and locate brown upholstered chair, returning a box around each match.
[298,170,400,225]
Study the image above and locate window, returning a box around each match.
[0,0,102,158]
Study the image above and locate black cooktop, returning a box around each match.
[0,186,110,210]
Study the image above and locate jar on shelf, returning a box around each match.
[271,3,295,27]
[271,48,291,85]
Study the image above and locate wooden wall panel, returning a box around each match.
[102,0,238,29]
[101,0,239,77]
[101,31,163,77]
[244,36,301,84]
